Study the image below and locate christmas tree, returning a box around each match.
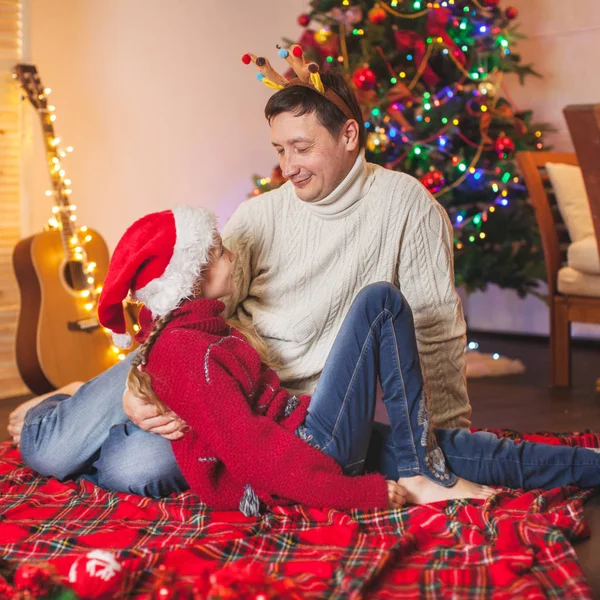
[250,0,549,297]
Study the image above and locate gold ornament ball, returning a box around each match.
[367,131,390,154]
[478,81,497,98]
[314,28,331,45]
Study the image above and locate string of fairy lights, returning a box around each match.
[35,87,132,362]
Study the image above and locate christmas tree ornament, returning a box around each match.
[352,66,377,90]
[368,6,387,25]
[0,575,15,599]
[14,563,55,597]
[297,13,311,27]
[420,170,446,193]
[366,131,390,153]
[68,550,124,599]
[494,134,516,158]
[329,6,363,31]
[478,81,497,97]
[314,27,332,45]
[505,6,518,19]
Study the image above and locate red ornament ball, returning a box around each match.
[483,0,500,6]
[292,45,304,58]
[495,135,516,157]
[352,66,377,90]
[68,551,124,599]
[505,6,518,19]
[241,53,251,65]
[420,170,446,194]
[368,7,387,25]
[297,13,311,27]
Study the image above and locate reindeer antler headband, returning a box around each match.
[242,45,356,121]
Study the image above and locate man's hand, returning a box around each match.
[122,388,188,440]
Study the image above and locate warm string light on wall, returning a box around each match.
[26,84,129,361]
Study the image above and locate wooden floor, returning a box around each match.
[0,333,599,594]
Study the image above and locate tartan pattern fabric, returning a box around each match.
[0,430,598,599]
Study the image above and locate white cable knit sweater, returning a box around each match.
[222,152,471,430]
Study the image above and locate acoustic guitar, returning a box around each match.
[13,64,136,395]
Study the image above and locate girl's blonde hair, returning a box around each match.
[127,309,279,416]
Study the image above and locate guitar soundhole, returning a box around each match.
[63,261,88,291]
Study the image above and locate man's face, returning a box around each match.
[270,111,356,203]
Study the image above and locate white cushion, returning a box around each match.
[557,266,600,297]
[545,163,594,242]
[568,236,600,275]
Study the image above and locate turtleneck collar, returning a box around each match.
[295,150,373,220]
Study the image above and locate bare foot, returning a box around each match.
[7,382,84,446]
[399,474,494,505]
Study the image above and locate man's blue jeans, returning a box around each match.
[20,283,600,497]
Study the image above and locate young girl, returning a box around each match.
[21,206,600,514]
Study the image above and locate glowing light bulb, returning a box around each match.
[50,115,56,122]
[493,353,500,360]
[74,246,82,253]
[85,235,92,242]
[84,302,94,311]
[87,262,96,272]
[80,226,88,232]
[66,146,74,152]
[51,137,61,146]
[118,353,126,361]
[44,87,52,94]
[70,215,77,221]
[65,179,72,185]
[87,276,94,284]
[133,324,140,332]
[69,204,77,210]
[112,346,120,355]
[52,206,59,214]
[81,290,90,298]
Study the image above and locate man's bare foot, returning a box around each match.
[7,382,84,445]
[398,474,494,505]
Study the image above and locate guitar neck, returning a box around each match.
[40,113,77,258]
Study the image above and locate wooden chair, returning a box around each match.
[516,151,600,387]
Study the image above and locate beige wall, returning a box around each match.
[25,0,306,250]
[503,0,600,151]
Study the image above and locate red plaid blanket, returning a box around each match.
[0,430,598,599]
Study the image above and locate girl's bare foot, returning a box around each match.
[7,382,84,446]
[398,474,494,505]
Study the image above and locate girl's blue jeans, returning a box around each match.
[20,283,600,497]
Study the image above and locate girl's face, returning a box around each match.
[198,234,236,300]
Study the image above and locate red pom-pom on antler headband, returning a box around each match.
[242,45,356,121]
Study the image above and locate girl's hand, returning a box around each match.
[386,480,407,509]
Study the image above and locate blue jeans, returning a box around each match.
[301,283,600,490]
[20,352,188,497]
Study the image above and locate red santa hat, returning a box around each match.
[98,206,218,348]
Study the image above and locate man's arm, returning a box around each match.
[397,199,472,430]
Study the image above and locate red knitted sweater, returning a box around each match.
[142,298,389,512]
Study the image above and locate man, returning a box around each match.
[11,69,471,496]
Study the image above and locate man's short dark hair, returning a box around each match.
[264,70,366,149]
